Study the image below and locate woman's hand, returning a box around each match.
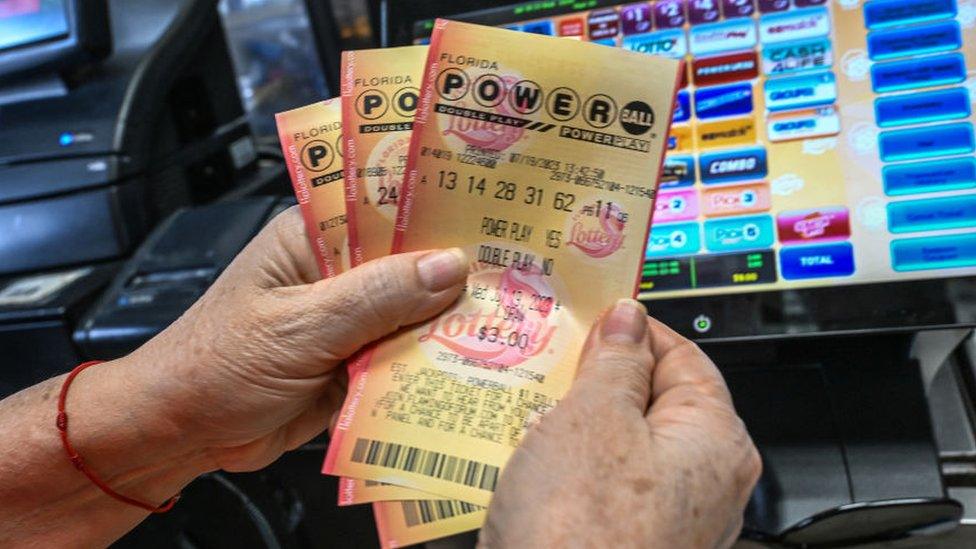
[480,299,762,548]
[0,207,467,546]
[135,206,468,472]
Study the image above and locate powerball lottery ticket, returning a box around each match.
[276,98,472,542]
[323,19,681,506]
[339,44,455,508]
[276,99,348,277]
[342,45,427,266]
[373,499,486,549]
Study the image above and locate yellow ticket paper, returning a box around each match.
[338,477,447,506]
[342,46,427,265]
[276,99,348,277]
[324,20,681,506]
[373,500,486,549]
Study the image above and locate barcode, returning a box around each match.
[401,499,482,527]
[350,438,500,492]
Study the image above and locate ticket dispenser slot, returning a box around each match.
[708,334,963,545]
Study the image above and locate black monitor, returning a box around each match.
[384,0,976,340]
[0,0,110,81]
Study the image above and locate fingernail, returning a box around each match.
[601,299,647,344]
[417,248,467,291]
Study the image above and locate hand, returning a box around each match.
[126,206,468,472]
[480,299,761,548]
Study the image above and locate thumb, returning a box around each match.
[573,299,655,411]
[278,248,468,365]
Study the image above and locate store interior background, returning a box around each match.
[2,0,976,547]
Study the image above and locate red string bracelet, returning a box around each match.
[56,360,180,514]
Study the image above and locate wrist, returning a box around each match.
[65,354,215,504]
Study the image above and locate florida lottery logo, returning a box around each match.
[567,200,628,258]
[416,255,570,385]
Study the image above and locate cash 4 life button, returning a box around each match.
[779,242,855,280]
[887,194,976,233]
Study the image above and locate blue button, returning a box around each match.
[867,20,961,60]
[888,194,976,233]
[661,156,697,188]
[884,157,976,196]
[780,242,855,279]
[646,222,702,258]
[699,148,768,184]
[864,0,957,29]
[875,87,971,128]
[892,232,976,271]
[879,122,975,162]
[674,91,691,123]
[871,53,966,93]
[522,20,554,35]
[704,215,775,252]
[694,83,753,120]
[764,72,837,111]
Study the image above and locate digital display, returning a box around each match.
[413,0,976,300]
[0,0,68,53]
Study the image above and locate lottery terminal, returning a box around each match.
[2,0,976,545]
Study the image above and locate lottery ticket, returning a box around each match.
[339,44,457,508]
[275,99,348,277]
[342,45,427,266]
[323,19,681,506]
[372,499,486,549]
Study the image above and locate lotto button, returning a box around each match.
[875,87,970,128]
[878,122,974,162]
[867,20,961,60]
[864,0,957,29]
[623,29,688,58]
[887,194,976,233]
[891,232,976,271]
[704,214,775,252]
[646,222,702,258]
[871,53,966,93]
[780,242,855,280]
[883,157,976,196]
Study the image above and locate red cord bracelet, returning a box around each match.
[56,360,180,514]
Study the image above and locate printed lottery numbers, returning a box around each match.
[432,170,575,213]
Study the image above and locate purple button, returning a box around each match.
[794,0,826,5]
[722,0,756,18]
[758,0,790,12]
[654,0,687,28]
[588,9,621,39]
[688,0,722,23]
[621,3,654,35]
